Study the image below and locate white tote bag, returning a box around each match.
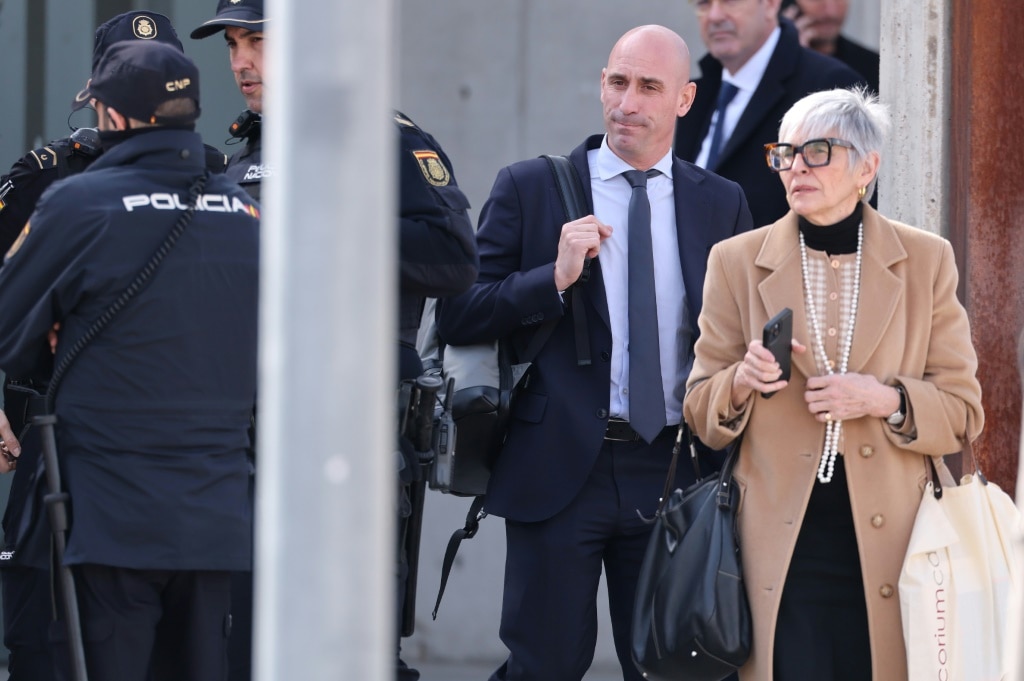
[899,458,1023,681]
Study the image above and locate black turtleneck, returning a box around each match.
[797,201,863,255]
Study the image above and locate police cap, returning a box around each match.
[72,41,201,126]
[190,0,265,40]
[92,11,183,72]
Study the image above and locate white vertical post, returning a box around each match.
[255,0,395,679]
[1013,332,1024,681]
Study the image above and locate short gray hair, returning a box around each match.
[777,86,890,200]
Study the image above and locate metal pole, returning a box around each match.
[255,0,395,679]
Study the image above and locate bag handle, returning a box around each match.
[926,456,944,500]
[648,426,742,519]
[925,451,985,502]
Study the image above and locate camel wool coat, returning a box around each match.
[684,206,984,681]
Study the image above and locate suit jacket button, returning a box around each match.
[596,408,608,419]
[871,514,885,528]
[879,584,894,598]
[601,351,610,362]
[860,445,874,458]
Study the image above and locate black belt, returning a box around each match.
[604,418,676,442]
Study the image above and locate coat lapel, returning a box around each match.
[754,216,818,380]
[672,159,713,334]
[846,209,906,373]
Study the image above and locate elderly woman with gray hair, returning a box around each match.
[683,87,984,681]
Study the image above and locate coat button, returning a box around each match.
[596,408,608,419]
[880,584,894,598]
[601,351,611,362]
[860,445,874,458]
[871,514,885,528]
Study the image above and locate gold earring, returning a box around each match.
[857,186,867,199]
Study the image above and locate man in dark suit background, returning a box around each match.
[781,0,880,94]
[438,24,752,681]
[674,0,864,228]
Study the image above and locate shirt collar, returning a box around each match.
[724,26,781,92]
[595,135,674,181]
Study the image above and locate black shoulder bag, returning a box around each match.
[631,427,752,681]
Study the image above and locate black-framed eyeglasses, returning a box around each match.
[763,138,855,172]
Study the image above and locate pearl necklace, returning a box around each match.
[799,222,863,484]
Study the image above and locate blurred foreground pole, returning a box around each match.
[1013,330,1024,681]
[256,0,396,679]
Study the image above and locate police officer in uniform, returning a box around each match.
[0,40,260,681]
[392,109,479,681]
[191,2,478,679]
[190,0,266,202]
[0,11,227,260]
[0,13,230,679]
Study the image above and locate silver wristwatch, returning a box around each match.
[886,385,907,426]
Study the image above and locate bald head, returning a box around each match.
[610,25,692,77]
[601,25,696,169]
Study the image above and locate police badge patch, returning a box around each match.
[132,15,158,40]
[412,151,450,187]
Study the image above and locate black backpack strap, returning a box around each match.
[432,495,487,620]
[540,154,591,366]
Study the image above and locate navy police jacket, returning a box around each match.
[0,131,227,261]
[224,113,263,202]
[0,128,259,571]
[394,111,478,380]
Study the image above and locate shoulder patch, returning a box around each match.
[4,222,30,262]
[27,147,59,170]
[394,112,416,128]
[412,150,450,187]
[0,179,11,214]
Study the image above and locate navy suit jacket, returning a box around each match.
[674,19,865,229]
[437,135,752,523]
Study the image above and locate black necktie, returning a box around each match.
[706,82,739,170]
[622,169,666,443]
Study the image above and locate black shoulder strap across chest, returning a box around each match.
[540,154,591,367]
[44,172,210,411]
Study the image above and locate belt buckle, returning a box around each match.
[604,418,639,442]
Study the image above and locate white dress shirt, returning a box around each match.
[588,138,686,426]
